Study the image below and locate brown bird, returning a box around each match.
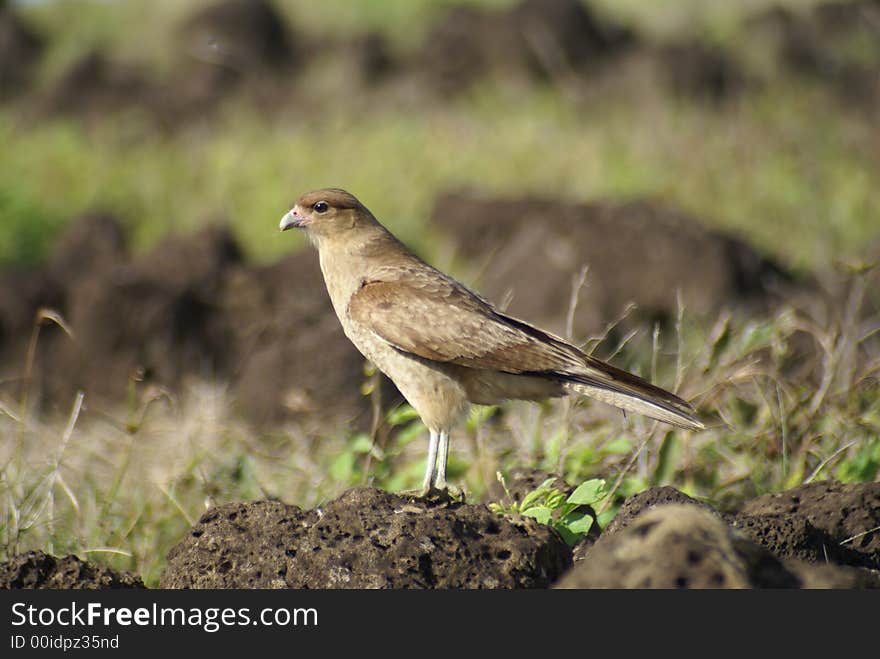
[280,188,703,497]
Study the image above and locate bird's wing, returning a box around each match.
[346,277,583,373]
[348,276,703,430]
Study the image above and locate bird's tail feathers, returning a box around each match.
[563,375,704,431]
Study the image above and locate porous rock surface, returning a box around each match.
[0,550,144,589]
[162,487,572,589]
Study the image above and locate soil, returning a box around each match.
[0,6,43,101]
[428,192,800,339]
[0,551,144,589]
[163,488,572,589]
[0,212,395,432]
[7,479,877,589]
[4,0,875,125]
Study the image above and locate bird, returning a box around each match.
[280,188,704,498]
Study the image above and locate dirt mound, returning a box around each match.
[416,0,634,92]
[557,504,796,588]
[41,51,155,121]
[37,0,300,124]
[9,480,880,589]
[0,6,43,100]
[429,192,796,339]
[178,0,295,74]
[221,250,394,428]
[0,211,384,431]
[749,1,880,107]
[556,503,879,588]
[656,40,747,102]
[599,485,718,537]
[734,480,880,570]
[160,500,317,589]
[40,224,241,408]
[0,550,144,589]
[559,481,880,588]
[162,488,572,589]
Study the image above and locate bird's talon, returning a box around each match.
[400,484,464,505]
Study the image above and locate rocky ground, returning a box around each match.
[2,478,877,589]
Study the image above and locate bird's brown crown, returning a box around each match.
[297,188,363,212]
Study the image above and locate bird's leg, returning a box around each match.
[433,429,449,490]
[430,430,462,500]
[419,428,440,495]
[401,428,461,502]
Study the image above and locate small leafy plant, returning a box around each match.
[489,475,607,546]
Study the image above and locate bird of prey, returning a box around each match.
[280,188,703,497]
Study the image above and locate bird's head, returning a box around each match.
[280,188,374,244]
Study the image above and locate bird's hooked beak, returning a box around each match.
[279,207,308,231]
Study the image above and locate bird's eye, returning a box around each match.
[313,201,329,213]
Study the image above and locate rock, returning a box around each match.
[161,500,316,589]
[0,551,144,589]
[782,559,880,589]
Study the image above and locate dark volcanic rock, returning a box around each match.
[161,500,317,589]
[0,551,144,589]
[285,488,572,588]
[430,193,795,339]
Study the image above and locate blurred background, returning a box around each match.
[1,0,878,583]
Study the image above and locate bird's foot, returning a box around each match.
[401,483,464,505]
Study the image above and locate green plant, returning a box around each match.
[489,475,607,546]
